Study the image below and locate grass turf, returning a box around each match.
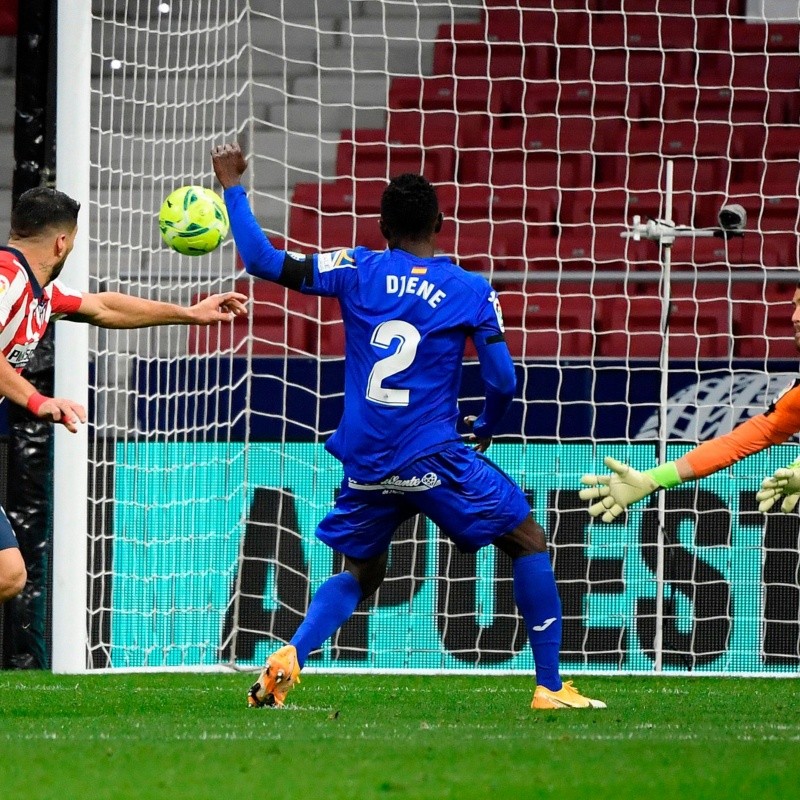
[0,672,797,799]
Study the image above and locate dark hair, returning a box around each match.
[380,173,439,241]
[10,187,80,239]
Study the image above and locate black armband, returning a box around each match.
[277,253,314,291]
[485,333,506,345]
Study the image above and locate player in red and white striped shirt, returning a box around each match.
[0,187,247,603]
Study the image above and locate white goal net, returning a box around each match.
[79,0,800,675]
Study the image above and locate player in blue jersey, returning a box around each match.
[212,142,605,710]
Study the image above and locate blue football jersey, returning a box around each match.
[303,246,506,482]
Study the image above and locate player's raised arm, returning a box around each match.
[211,142,315,292]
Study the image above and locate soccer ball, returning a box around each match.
[158,185,229,256]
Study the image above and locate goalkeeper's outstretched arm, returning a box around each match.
[580,382,800,522]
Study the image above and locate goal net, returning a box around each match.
[80,0,800,675]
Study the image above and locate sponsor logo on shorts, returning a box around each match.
[349,471,442,494]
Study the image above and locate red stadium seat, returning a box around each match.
[604,152,729,193]
[588,15,699,50]
[723,185,800,255]
[732,135,800,194]
[189,281,313,357]
[435,183,555,229]
[616,0,741,13]
[733,282,799,360]
[306,295,345,358]
[387,108,487,151]
[700,51,800,91]
[289,212,384,252]
[336,129,455,184]
[560,187,694,229]
[662,86,786,125]
[388,76,505,116]
[669,234,787,269]
[727,21,800,54]
[559,47,696,87]
[499,292,596,358]
[597,291,733,359]
[432,23,537,79]
[433,232,493,274]
[461,123,594,189]
[292,179,385,221]
[549,85,650,151]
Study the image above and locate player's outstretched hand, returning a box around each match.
[756,463,800,513]
[463,415,491,453]
[211,142,248,189]
[579,456,659,523]
[34,397,87,433]
[189,291,249,324]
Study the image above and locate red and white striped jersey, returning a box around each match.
[0,246,83,372]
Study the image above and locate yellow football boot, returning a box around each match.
[247,644,301,708]
[532,680,606,710]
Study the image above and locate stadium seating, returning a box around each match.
[596,290,733,359]
[279,0,797,365]
[499,292,596,358]
[336,128,456,184]
[732,282,799,361]
[432,23,536,80]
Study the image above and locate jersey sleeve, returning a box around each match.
[0,261,28,328]
[684,380,800,479]
[49,279,84,319]
[304,248,358,298]
[469,284,516,438]
[470,284,506,345]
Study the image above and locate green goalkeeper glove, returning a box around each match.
[579,456,682,523]
[756,460,800,513]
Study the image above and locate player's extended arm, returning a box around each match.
[0,352,85,432]
[464,338,516,452]
[580,401,800,522]
[67,291,247,329]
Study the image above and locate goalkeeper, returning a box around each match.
[580,290,800,520]
[212,142,605,711]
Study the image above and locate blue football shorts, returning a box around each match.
[0,504,18,551]
[316,443,532,560]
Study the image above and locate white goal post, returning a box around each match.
[51,0,800,676]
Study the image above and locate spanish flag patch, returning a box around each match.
[411,266,428,275]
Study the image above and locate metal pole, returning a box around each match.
[51,0,91,674]
[652,159,675,673]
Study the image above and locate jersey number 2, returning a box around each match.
[366,320,421,407]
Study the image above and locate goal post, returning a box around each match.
[55,1,800,676]
[52,0,91,675]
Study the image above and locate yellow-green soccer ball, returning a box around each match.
[158,186,229,256]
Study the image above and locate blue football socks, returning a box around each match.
[512,551,563,692]
[290,570,363,666]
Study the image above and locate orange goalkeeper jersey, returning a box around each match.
[685,379,800,479]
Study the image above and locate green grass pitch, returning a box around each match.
[1,672,797,799]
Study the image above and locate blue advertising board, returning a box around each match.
[109,440,800,675]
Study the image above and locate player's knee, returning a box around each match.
[345,552,387,600]
[495,516,548,559]
[0,551,26,602]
